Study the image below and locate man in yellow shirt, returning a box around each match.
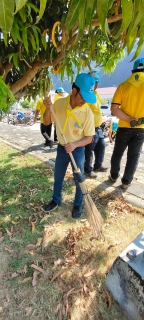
[85,71,107,178]
[54,87,65,102]
[110,58,144,189]
[34,98,52,147]
[43,73,96,218]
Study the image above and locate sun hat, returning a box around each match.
[133,58,144,71]
[74,73,96,103]
[55,87,65,93]
[89,70,100,82]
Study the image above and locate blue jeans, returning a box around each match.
[52,144,85,206]
[85,127,105,172]
[110,128,144,184]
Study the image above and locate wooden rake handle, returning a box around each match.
[50,105,79,172]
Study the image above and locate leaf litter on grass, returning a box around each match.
[0,141,144,319]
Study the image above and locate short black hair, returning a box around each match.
[72,82,80,92]
[132,69,144,73]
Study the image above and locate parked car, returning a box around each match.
[101,104,111,116]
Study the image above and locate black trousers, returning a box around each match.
[40,123,52,142]
[110,128,144,185]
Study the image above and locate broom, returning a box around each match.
[49,103,103,239]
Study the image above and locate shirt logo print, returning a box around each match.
[74,122,83,129]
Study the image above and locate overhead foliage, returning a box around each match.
[0,0,144,111]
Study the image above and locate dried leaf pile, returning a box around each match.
[0,141,144,320]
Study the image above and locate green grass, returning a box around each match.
[0,141,144,320]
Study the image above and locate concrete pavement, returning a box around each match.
[0,121,144,209]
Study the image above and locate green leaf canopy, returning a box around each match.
[0,0,144,109]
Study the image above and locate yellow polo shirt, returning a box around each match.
[112,73,144,128]
[35,98,46,124]
[54,94,61,102]
[51,95,95,144]
[88,91,102,127]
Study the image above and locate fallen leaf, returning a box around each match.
[83,282,89,294]
[31,222,36,233]
[40,215,51,223]
[0,236,4,242]
[66,288,75,297]
[89,237,97,241]
[18,265,27,274]
[32,270,39,287]
[11,220,21,225]
[25,244,36,250]
[51,269,66,283]
[30,264,45,274]
[11,272,19,278]
[21,277,32,284]
[35,237,42,247]
[25,306,32,316]
[105,289,112,308]
[21,265,27,274]
[54,259,65,266]
[83,269,95,278]
[6,228,13,238]
[5,248,14,253]
[65,256,76,263]
[74,298,81,306]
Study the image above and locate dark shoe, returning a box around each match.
[44,141,53,148]
[72,205,82,219]
[109,173,118,182]
[42,200,58,212]
[121,183,131,189]
[94,165,108,172]
[84,170,97,178]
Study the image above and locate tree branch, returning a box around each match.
[91,13,122,28]
[10,52,64,94]
[2,63,13,80]
[8,14,123,95]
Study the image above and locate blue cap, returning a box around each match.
[89,70,100,82]
[133,58,144,71]
[75,73,96,103]
[56,87,65,92]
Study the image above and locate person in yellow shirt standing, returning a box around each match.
[42,73,96,219]
[34,98,52,147]
[109,58,144,189]
[53,87,65,142]
[84,71,107,178]
[54,87,65,102]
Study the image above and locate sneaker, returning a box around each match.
[72,205,82,219]
[85,170,97,178]
[121,183,131,189]
[42,200,58,212]
[109,173,118,182]
[94,165,108,172]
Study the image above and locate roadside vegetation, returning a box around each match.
[0,141,144,320]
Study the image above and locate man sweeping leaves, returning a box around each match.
[43,73,96,219]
